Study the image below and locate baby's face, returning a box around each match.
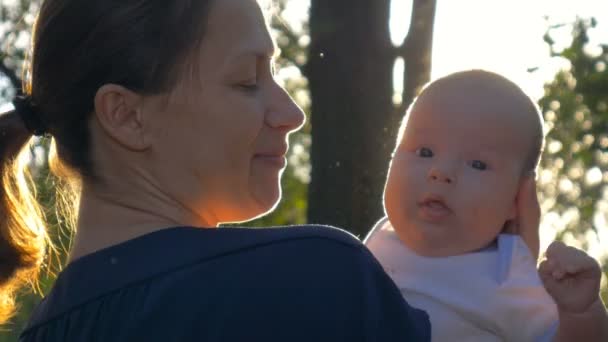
[384,79,536,257]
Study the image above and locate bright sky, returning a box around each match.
[282,0,608,101]
[421,0,608,101]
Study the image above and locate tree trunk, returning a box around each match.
[306,0,436,238]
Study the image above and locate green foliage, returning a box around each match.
[538,18,608,305]
[0,0,39,100]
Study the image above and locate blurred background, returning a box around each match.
[1,0,608,339]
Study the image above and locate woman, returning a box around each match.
[0,0,430,340]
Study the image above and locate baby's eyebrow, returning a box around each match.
[469,146,503,160]
[479,142,509,152]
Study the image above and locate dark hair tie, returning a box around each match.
[12,94,48,137]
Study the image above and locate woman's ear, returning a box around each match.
[93,84,152,151]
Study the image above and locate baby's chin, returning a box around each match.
[391,221,494,257]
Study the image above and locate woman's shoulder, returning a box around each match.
[206,225,373,274]
[235,224,363,248]
[218,225,377,274]
[226,224,371,264]
[22,225,429,341]
[23,225,367,324]
[161,224,371,266]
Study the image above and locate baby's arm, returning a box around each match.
[538,241,608,342]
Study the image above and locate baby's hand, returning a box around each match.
[538,241,602,314]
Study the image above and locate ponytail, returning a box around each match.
[0,110,50,324]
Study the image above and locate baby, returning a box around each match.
[365,70,608,341]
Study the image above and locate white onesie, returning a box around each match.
[365,217,558,342]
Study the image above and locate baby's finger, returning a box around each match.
[552,268,566,280]
[563,251,593,274]
[545,241,567,259]
[538,259,562,290]
[541,258,566,280]
[545,242,599,275]
[538,259,554,279]
[543,242,565,271]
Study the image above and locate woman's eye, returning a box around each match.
[415,147,433,158]
[239,83,259,92]
[470,160,487,170]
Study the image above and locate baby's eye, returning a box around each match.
[470,160,487,170]
[415,147,433,158]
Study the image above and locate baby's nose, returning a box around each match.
[428,167,453,184]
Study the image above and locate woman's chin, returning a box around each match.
[218,191,280,224]
[256,190,281,212]
[250,186,281,215]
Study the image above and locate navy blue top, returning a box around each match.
[20,225,430,341]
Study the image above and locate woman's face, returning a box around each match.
[146,0,305,226]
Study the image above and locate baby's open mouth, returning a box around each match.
[418,196,451,220]
[424,199,446,209]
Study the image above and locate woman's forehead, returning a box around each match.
[204,0,275,59]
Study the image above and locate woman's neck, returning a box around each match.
[69,182,216,262]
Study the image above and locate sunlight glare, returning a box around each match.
[586,167,603,186]
[392,57,405,106]
[390,0,413,46]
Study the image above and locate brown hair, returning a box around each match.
[0,0,215,323]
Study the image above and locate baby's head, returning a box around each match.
[384,70,544,257]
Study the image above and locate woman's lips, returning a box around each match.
[253,154,287,168]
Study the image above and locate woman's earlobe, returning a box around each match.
[94,84,150,151]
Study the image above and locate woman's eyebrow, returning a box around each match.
[231,40,278,61]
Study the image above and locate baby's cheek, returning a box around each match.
[384,177,403,214]
[474,191,513,232]
[385,155,427,210]
[384,172,413,219]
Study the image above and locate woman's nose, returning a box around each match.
[265,85,306,133]
[427,166,454,184]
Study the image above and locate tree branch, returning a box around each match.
[0,57,22,92]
